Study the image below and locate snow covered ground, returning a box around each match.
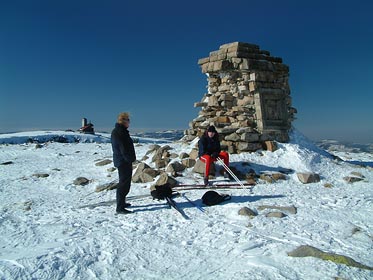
[0,129,372,280]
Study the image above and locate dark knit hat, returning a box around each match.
[207,126,217,133]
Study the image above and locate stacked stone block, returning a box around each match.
[184,42,297,153]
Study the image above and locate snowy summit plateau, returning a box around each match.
[0,128,372,280]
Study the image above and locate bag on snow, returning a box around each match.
[201,191,231,206]
[150,183,173,200]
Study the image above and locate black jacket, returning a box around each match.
[198,132,221,158]
[111,123,136,167]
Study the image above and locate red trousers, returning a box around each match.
[200,151,229,177]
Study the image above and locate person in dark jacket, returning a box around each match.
[111,112,136,214]
[198,125,229,186]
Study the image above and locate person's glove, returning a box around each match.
[211,152,219,159]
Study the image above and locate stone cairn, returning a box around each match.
[184,42,297,154]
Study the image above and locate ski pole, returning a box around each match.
[217,157,253,194]
[180,192,206,213]
[216,157,241,185]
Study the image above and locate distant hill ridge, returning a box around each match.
[0,130,184,145]
[316,140,373,154]
[0,130,371,155]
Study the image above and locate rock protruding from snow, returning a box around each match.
[154,173,177,187]
[95,159,112,166]
[288,245,373,270]
[238,207,257,217]
[73,177,90,186]
[132,163,160,183]
[297,172,321,184]
[343,171,365,183]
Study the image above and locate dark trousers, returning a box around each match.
[116,162,133,211]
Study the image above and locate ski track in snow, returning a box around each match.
[0,131,372,280]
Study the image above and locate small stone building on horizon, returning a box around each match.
[184,42,297,154]
[78,118,95,134]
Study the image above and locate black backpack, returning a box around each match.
[202,191,231,206]
[150,183,173,200]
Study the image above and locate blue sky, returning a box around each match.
[1,0,372,143]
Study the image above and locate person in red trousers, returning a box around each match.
[198,125,229,186]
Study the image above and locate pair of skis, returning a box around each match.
[172,181,254,191]
[167,176,255,218]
